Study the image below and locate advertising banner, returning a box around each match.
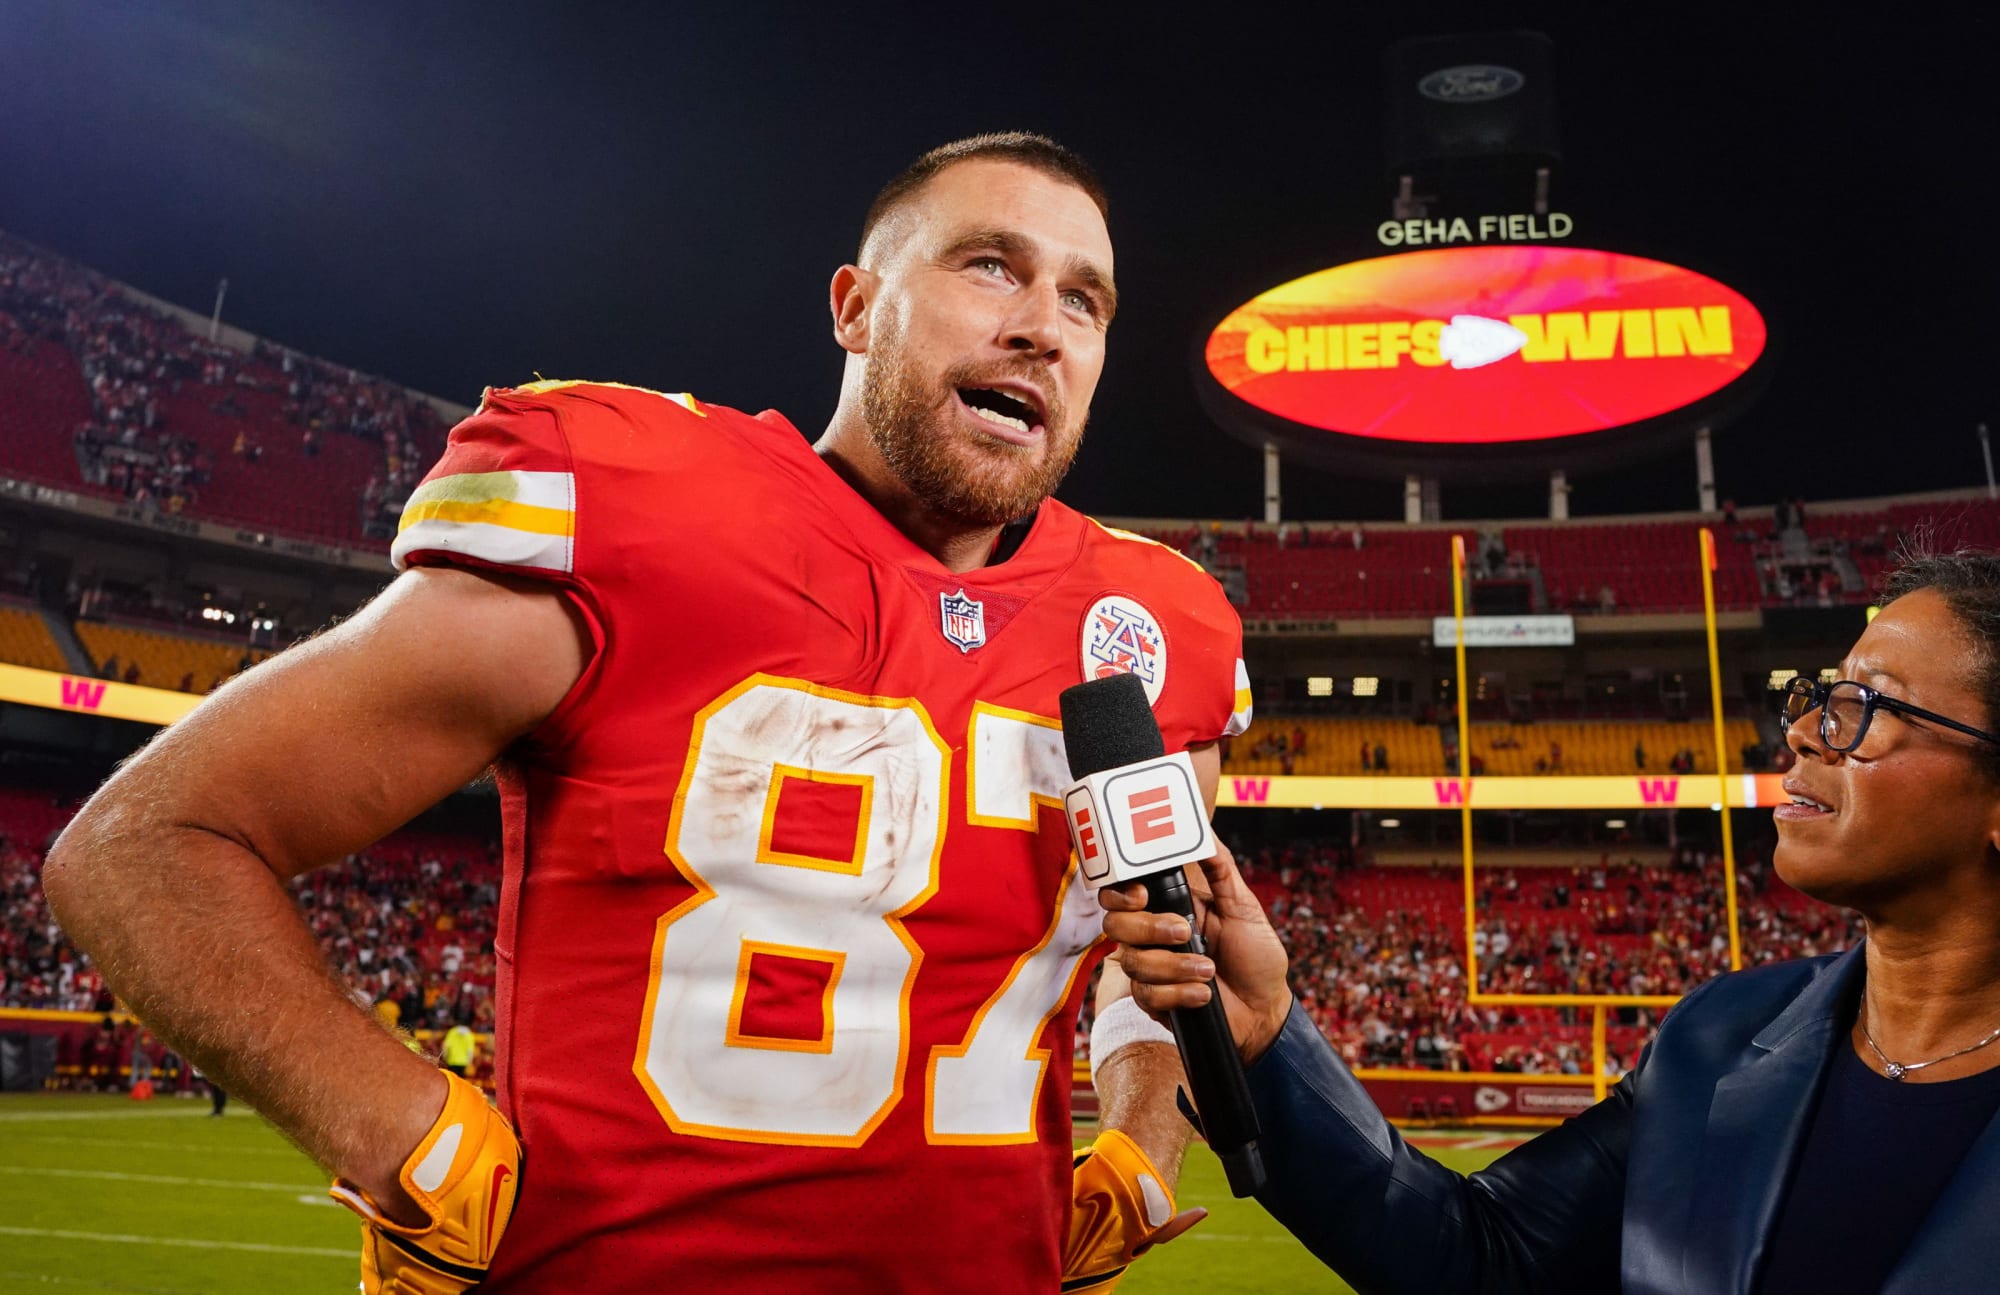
[1218,772,1787,810]
[1431,614,1576,647]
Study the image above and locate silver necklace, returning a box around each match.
[1860,997,2000,1081]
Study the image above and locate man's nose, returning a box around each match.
[1001,284,1063,360]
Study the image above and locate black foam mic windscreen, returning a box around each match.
[1058,673,1163,779]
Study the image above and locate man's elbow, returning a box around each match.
[41,808,115,937]
[42,787,171,937]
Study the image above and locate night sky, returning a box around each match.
[1,3,1991,522]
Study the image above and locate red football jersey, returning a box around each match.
[391,381,1251,1291]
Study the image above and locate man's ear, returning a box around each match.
[830,265,873,356]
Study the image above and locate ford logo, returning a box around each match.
[1418,64,1526,103]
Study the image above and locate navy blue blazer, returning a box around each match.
[1246,946,2000,1293]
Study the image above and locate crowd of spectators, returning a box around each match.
[0,230,444,537]
[295,839,502,1036]
[1238,840,1862,1076]
[1,794,501,1047]
[0,818,109,1015]
[255,337,440,539]
[5,780,1862,1083]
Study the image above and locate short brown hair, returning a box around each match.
[858,132,1108,258]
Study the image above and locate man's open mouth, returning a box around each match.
[956,385,1044,435]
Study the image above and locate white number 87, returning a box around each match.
[633,675,1096,1147]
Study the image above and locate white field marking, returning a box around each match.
[1454,1133,1530,1150]
[1184,1233,1304,1244]
[0,1225,352,1259]
[295,1193,340,1207]
[0,1165,320,1193]
[0,1108,215,1123]
[10,1135,302,1157]
[0,1268,189,1293]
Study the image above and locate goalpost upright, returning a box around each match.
[1449,530,1745,1100]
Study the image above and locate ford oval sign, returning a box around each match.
[1201,246,1767,447]
[1418,65,1526,102]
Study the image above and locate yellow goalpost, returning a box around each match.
[1449,529,1744,1100]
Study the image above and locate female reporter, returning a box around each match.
[1104,554,2000,1294]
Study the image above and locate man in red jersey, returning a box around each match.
[44,133,1251,1291]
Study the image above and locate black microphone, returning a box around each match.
[1059,672,1266,1198]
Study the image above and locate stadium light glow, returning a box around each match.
[1605,819,1627,829]
[1352,676,1380,696]
[1767,669,1799,688]
[1306,676,1334,696]
[1379,818,1401,828]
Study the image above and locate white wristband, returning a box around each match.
[1088,995,1178,1085]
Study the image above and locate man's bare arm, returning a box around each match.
[41,567,590,1220]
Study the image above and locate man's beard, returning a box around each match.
[860,320,1085,527]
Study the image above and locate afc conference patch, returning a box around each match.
[1082,594,1166,704]
[939,588,987,653]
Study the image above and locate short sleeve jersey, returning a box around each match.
[392,381,1251,1292]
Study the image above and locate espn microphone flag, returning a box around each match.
[1064,755,1216,890]
[1059,669,1214,889]
[1059,672,1266,1198]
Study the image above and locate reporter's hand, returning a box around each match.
[1101,840,1293,1064]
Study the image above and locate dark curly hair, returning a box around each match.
[1881,549,2000,775]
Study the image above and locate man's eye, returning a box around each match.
[1061,290,1097,315]
[970,258,1008,277]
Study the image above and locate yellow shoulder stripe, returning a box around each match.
[398,497,573,537]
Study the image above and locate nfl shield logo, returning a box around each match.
[939,589,987,653]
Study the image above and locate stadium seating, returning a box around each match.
[71,621,270,692]
[0,604,69,673]
[1464,718,1761,777]
[0,230,443,550]
[0,770,1862,1080]
[1224,716,1443,775]
[1222,716,1763,776]
[1244,843,1859,1074]
[0,336,98,491]
[1,788,501,1032]
[1502,519,1764,613]
[1143,498,2000,621]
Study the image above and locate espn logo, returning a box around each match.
[1063,753,1216,889]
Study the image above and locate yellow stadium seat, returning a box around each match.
[0,606,68,673]
[1225,716,1764,778]
[73,622,272,693]
[1224,716,1446,776]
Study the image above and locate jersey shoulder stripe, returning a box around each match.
[1226,658,1254,738]
[391,468,576,574]
[1079,516,1211,577]
[497,378,706,417]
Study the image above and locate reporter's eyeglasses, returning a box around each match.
[1779,676,2000,753]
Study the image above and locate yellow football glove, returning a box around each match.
[1062,1128,1203,1292]
[329,1071,522,1294]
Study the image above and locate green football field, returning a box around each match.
[0,1092,1516,1293]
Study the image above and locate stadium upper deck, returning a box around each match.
[2,225,1993,631]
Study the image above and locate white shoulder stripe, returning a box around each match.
[1225,658,1254,737]
[391,518,573,574]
